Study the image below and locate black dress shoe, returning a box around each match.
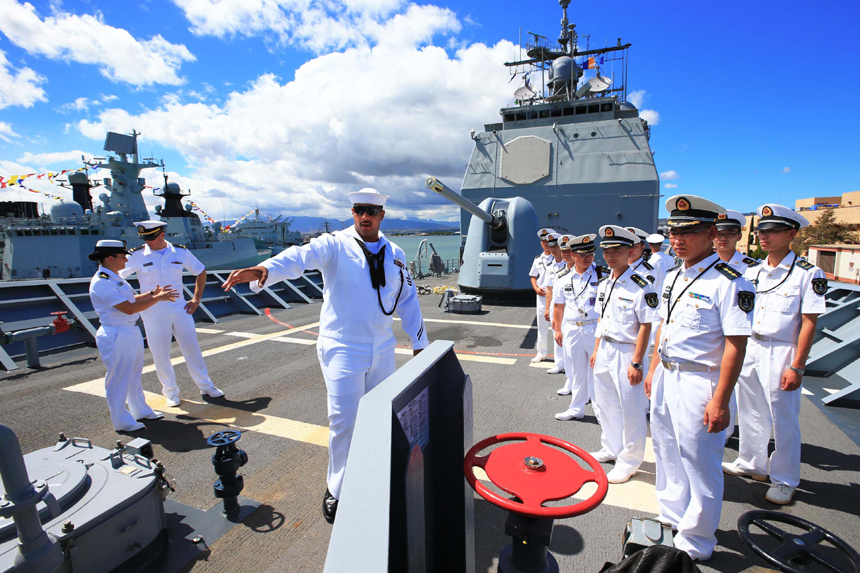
[322,488,338,524]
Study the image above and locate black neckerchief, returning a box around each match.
[754,253,797,295]
[665,256,720,323]
[355,238,404,316]
[601,266,627,318]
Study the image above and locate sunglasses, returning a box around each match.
[353,205,383,217]
[668,226,709,239]
[142,230,164,241]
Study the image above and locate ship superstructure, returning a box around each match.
[458,0,659,245]
[0,132,266,280]
[230,210,302,255]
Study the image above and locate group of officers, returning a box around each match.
[87,189,827,560]
[530,195,826,560]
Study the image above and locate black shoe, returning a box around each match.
[322,488,338,524]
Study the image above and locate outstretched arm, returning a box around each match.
[115,286,179,314]
[223,235,335,291]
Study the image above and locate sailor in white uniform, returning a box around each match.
[88,240,178,432]
[644,195,753,561]
[222,188,429,524]
[121,221,224,407]
[714,209,761,441]
[628,226,666,299]
[646,233,675,275]
[589,226,659,483]
[529,228,556,363]
[723,204,826,505]
[552,234,602,418]
[543,232,568,374]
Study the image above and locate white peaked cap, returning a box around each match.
[755,204,809,230]
[646,233,666,244]
[347,188,389,207]
[716,209,747,229]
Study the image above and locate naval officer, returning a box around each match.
[647,233,674,275]
[644,195,754,561]
[552,234,602,417]
[714,209,760,440]
[589,226,659,483]
[121,221,224,407]
[628,226,665,296]
[88,240,179,432]
[529,229,556,363]
[222,188,428,524]
[543,232,568,374]
[723,204,826,505]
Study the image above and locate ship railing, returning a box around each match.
[409,258,460,279]
[0,269,325,371]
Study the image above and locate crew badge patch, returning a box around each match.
[812,278,828,295]
[738,291,755,313]
[645,292,659,308]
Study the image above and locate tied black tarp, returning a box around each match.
[356,238,404,316]
[599,545,702,573]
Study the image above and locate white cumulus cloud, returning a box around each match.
[627,89,660,126]
[16,150,89,165]
[0,121,18,142]
[664,183,677,189]
[0,49,46,109]
[660,170,679,180]
[782,166,791,173]
[0,1,195,86]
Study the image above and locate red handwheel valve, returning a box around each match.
[464,433,609,573]
[50,312,71,335]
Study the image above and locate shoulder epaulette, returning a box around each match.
[597,265,610,275]
[667,264,680,273]
[98,272,109,279]
[595,265,604,280]
[715,262,742,280]
[535,254,542,259]
[557,268,570,279]
[796,259,814,271]
[173,244,188,250]
[741,256,757,266]
[129,245,144,253]
[643,261,654,271]
[630,274,649,288]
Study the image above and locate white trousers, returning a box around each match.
[651,365,724,561]
[593,339,647,473]
[536,295,551,357]
[141,305,213,398]
[735,339,801,487]
[317,335,397,500]
[96,325,157,431]
[560,321,596,415]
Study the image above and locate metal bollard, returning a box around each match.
[207,430,248,521]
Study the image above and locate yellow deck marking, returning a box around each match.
[223,332,260,338]
[195,328,224,334]
[529,362,555,369]
[394,317,533,330]
[272,336,317,346]
[394,347,516,365]
[470,438,659,515]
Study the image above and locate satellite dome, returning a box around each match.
[68,172,88,185]
[618,101,637,110]
[166,182,182,194]
[50,201,83,220]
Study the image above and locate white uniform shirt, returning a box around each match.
[631,256,666,301]
[658,253,754,367]
[552,263,601,322]
[648,251,675,275]
[725,250,759,275]
[529,253,554,292]
[595,266,660,343]
[745,253,826,344]
[251,226,428,349]
[89,267,138,326]
[544,259,567,289]
[121,241,205,309]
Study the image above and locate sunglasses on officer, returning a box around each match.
[142,230,164,241]
[353,205,383,217]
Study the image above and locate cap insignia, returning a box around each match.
[137,225,145,233]
[583,236,591,244]
[762,206,773,217]
[676,197,690,211]
[717,213,727,220]
[605,228,615,237]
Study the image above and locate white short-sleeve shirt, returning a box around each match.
[595,266,661,343]
[121,241,205,309]
[552,263,602,322]
[89,267,138,326]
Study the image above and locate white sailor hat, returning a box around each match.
[754,204,809,231]
[537,228,557,240]
[665,195,725,227]
[87,239,130,261]
[133,220,168,237]
[561,233,597,253]
[626,226,649,244]
[598,225,637,248]
[346,187,389,207]
[646,233,666,244]
[716,209,747,231]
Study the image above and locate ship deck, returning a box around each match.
[2,273,859,573]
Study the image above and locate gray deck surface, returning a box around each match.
[2,274,859,573]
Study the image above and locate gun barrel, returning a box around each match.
[425,177,501,229]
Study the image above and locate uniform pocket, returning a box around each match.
[680,298,718,332]
[777,286,801,313]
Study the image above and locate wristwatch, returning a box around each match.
[789,365,805,376]
[631,362,643,370]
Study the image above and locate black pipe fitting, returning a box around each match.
[207,430,248,520]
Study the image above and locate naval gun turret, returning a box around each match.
[425,177,539,296]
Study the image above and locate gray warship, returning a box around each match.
[229,209,303,256]
[0,131,266,281]
[432,0,659,295]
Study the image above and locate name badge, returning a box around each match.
[588,297,596,306]
[143,262,154,267]
[171,261,182,265]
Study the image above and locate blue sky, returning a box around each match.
[1,0,858,222]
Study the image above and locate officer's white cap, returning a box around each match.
[133,220,168,236]
[646,233,665,244]
[545,232,560,246]
[538,228,557,240]
[96,239,127,249]
[665,195,725,227]
[716,209,747,230]
[347,188,389,207]
[626,227,649,244]
[88,239,129,260]
[754,204,809,231]
[598,225,637,247]
[562,234,597,252]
